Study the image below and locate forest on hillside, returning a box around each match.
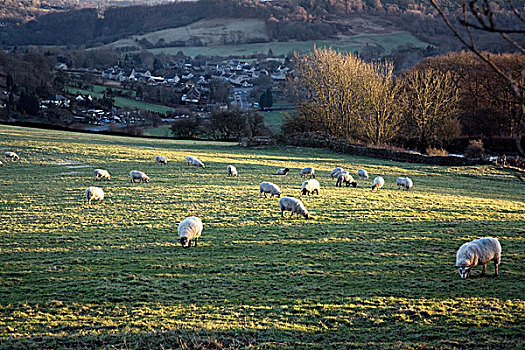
[1,0,522,54]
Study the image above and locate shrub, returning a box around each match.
[426,147,449,156]
[464,139,485,158]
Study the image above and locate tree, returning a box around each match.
[259,88,274,109]
[400,67,461,151]
[292,47,402,145]
[358,61,402,145]
[171,116,201,139]
[19,90,40,115]
[207,107,246,140]
[6,74,14,92]
[428,0,525,155]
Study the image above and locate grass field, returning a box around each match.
[143,125,174,137]
[149,32,429,58]
[92,85,137,98]
[0,125,524,349]
[66,87,175,114]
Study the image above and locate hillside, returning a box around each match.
[1,125,524,348]
[2,0,521,55]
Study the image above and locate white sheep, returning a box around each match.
[192,157,205,168]
[397,176,413,190]
[456,237,501,279]
[0,160,2,167]
[357,169,369,179]
[336,173,357,188]
[259,182,282,198]
[156,155,167,165]
[178,216,203,248]
[279,196,309,219]
[5,152,19,161]
[93,168,111,181]
[227,165,238,177]
[275,168,289,175]
[330,167,344,179]
[333,170,349,179]
[371,176,385,191]
[300,166,315,178]
[130,170,150,183]
[301,179,320,196]
[186,155,195,166]
[85,186,104,204]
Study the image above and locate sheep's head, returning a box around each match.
[179,237,190,248]
[351,182,357,188]
[457,264,472,279]
[456,258,473,279]
[144,176,150,183]
[303,211,310,219]
[283,168,289,174]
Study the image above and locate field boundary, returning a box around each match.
[281,134,491,166]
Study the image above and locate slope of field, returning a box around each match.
[0,125,524,349]
[148,31,429,58]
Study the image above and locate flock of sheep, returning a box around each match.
[3,150,502,279]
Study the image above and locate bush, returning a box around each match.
[464,139,484,158]
[426,147,449,156]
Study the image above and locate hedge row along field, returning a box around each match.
[0,125,524,349]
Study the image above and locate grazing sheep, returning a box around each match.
[358,169,369,179]
[93,169,111,181]
[186,156,195,166]
[191,157,205,168]
[300,167,315,178]
[371,176,385,191]
[397,176,413,190]
[279,196,309,219]
[456,237,501,279]
[227,165,238,177]
[85,186,104,204]
[156,155,167,165]
[275,168,289,176]
[130,170,150,183]
[330,167,344,179]
[5,152,19,161]
[333,169,349,179]
[301,179,320,196]
[336,173,357,188]
[259,182,282,198]
[178,216,203,248]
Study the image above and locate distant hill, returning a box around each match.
[1,0,521,55]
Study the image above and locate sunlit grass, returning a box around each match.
[0,125,523,349]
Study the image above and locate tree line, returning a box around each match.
[285,47,524,154]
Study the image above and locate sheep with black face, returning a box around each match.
[178,216,203,248]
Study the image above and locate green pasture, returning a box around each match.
[92,85,137,98]
[149,31,429,58]
[0,125,524,349]
[143,125,175,137]
[65,87,175,114]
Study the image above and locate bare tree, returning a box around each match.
[401,68,461,151]
[428,0,525,154]
[292,47,401,145]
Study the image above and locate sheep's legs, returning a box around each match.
[495,263,499,276]
[195,238,198,247]
[481,264,487,275]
